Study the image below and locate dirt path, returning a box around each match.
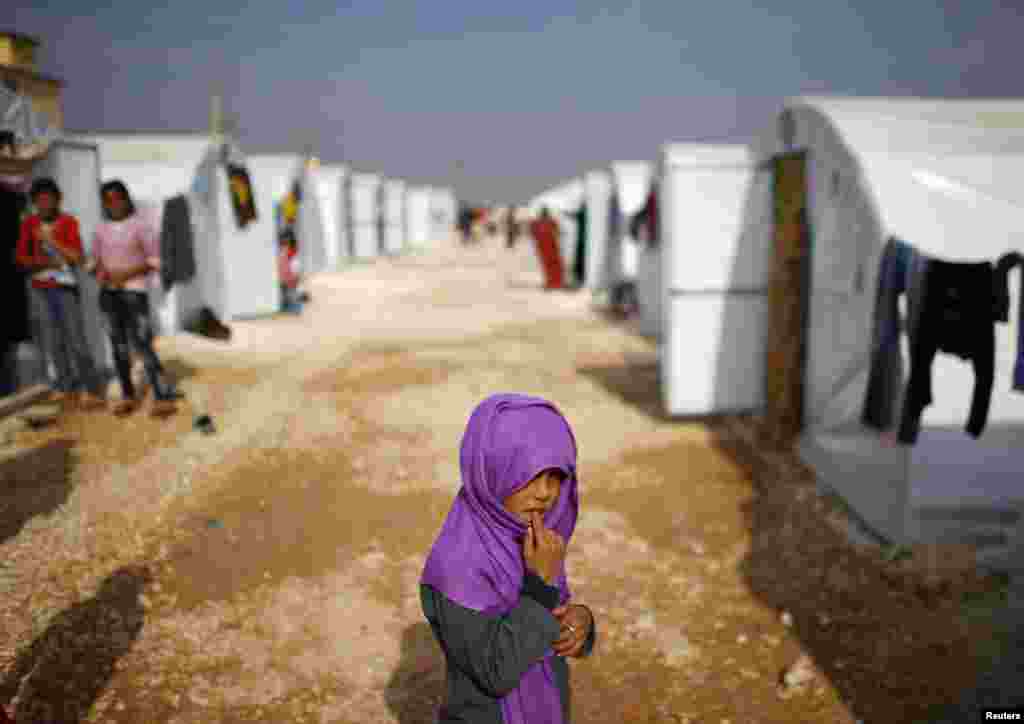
[0,235,1009,723]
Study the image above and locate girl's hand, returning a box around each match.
[523,511,566,585]
[551,604,592,658]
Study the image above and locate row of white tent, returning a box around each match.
[529,96,1024,566]
[12,131,457,388]
[48,132,458,335]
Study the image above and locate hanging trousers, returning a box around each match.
[99,289,174,401]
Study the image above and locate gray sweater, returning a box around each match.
[420,572,597,723]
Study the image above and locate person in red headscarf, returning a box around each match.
[529,208,564,290]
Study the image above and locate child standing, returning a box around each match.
[277,229,303,314]
[15,178,106,408]
[92,180,178,417]
[420,393,597,723]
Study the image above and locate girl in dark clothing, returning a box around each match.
[420,393,597,724]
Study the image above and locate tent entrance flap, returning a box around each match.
[763,151,811,447]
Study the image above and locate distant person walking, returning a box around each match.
[15,178,106,409]
[458,204,474,246]
[506,206,519,249]
[91,180,178,417]
[530,207,565,290]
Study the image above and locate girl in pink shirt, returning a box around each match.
[91,180,178,417]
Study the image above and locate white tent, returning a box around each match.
[429,187,457,243]
[314,163,349,269]
[659,143,759,410]
[248,153,329,282]
[380,178,406,255]
[606,162,652,292]
[634,173,661,338]
[740,97,1024,564]
[404,186,433,250]
[348,173,381,260]
[74,132,242,331]
[582,169,612,290]
[528,179,584,279]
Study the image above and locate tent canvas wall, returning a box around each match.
[295,162,328,276]
[635,173,661,338]
[429,187,456,243]
[70,132,235,332]
[380,178,406,255]
[249,153,328,284]
[348,173,381,260]
[315,163,348,269]
[744,97,1024,565]
[660,144,761,413]
[405,186,432,250]
[606,162,652,290]
[583,169,612,291]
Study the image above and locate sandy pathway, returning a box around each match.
[0,234,1008,723]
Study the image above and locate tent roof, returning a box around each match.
[350,172,382,185]
[783,96,1024,154]
[662,143,750,168]
[73,133,217,168]
[609,161,652,214]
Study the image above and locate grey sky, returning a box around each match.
[5,1,1023,204]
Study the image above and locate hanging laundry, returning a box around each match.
[226,164,257,229]
[642,186,659,246]
[565,204,587,287]
[160,195,196,292]
[862,237,928,432]
[993,251,1024,391]
[897,259,996,445]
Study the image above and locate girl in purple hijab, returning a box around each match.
[420,393,597,724]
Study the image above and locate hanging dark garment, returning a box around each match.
[994,251,1024,392]
[1,185,29,395]
[226,164,257,229]
[160,194,197,292]
[1,186,30,345]
[567,205,587,286]
[862,237,928,431]
[898,259,996,444]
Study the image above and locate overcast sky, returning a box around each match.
[5,1,1023,204]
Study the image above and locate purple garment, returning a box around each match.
[421,393,579,724]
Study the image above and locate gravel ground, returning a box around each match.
[0,232,1014,723]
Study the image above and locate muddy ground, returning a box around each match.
[0,234,1012,723]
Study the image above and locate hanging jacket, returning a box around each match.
[898,259,996,444]
[862,237,928,431]
[994,251,1024,391]
[160,194,197,292]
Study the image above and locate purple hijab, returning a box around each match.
[421,393,579,724]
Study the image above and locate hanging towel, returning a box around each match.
[994,251,1024,391]
[898,259,996,444]
[226,164,257,229]
[862,237,928,431]
[160,194,197,292]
